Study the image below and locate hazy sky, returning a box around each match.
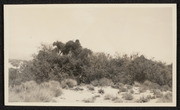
[4,4,176,64]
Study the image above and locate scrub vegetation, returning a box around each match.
[9,39,172,103]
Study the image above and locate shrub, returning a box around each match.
[40,80,62,97]
[111,83,124,89]
[98,78,114,86]
[104,94,115,100]
[126,84,133,89]
[139,85,148,93]
[122,93,133,100]
[87,85,95,91]
[118,87,128,93]
[82,97,96,103]
[61,79,77,88]
[134,81,141,87]
[143,80,152,87]
[161,85,171,92]
[93,95,100,98]
[91,78,114,87]
[136,96,150,103]
[98,89,105,94]
[156,92,172,103]
[22,80,38,90]
[113,98,123,103]
[9,80,62,102]
[9,68,24,86]
[40,80,60,89]
[91,80,99,86]
[143,80,161,90]
[129,89,134,94]
[73,87,84,91]
[153,89,163,98]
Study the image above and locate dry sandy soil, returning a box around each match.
[52,85,166,103]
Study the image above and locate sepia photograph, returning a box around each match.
[4,4,176,106]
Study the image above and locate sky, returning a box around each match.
[4,4,176,64]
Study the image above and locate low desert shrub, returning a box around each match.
[113,98,123,103]
[118,87,128,93]
[126,84,133,89]
[136,96,150,103]
[134,81,141,87]
[9,80,62,102]
[143,80,161,90]
[9,68,22,86]
[73,87,84,91]
[147,95,152,99]
[153,89,163,98]
[98,89,105,94]
[161,85,171,92]
[61,79,77,88]
[22,80,38,90]
[139,85,148,93]
[82,97,96,103]
[129,89,134,94]
[104,94,115,100]
[98,78,114,86]
[87,85,95,91]
[122,93,133,100]
[156,92,172,103]
[91,78,114,87]
[40,81,62,97]
[111,83,124,89]
[93,95,101,98]
[91,80,99,86]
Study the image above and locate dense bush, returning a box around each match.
[9,39,172,89]
[127,55,172,86]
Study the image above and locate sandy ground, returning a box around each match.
[52,85,160,103]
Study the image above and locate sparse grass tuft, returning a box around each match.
[9,80,62,102]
